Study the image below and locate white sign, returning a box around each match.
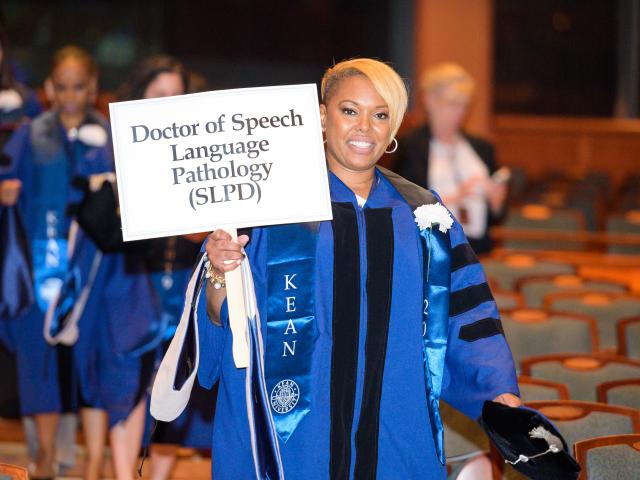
[109,84,332,241]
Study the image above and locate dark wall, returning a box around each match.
[494,0,617,116]
[4,1,622,117]
[2,0,395,92]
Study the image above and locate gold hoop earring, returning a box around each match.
[385,138,398,154]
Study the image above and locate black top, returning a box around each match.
[393,124,502,254]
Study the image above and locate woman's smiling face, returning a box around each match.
[320,75,392,176]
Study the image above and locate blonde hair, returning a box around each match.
[321,58,408,141]
[420,62,474,102]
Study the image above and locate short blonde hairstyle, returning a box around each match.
[321,58,408,141]
[420,62,475,102]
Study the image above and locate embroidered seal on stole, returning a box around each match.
[270,379,300,414]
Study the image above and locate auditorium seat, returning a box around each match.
[491,289,525,310]
[481,254,575,291]
[442,401,489,463]
[517,375,570,402]
[606,211,640,254]
[574,434,640,480]
[501,310,598,369]
[521,353,640,402]
[617,316,640,359]
[515,274,627,308]
[502,204,586,250]
[0,463,28,480]
[596,378,640,410]
[544,292,640,352]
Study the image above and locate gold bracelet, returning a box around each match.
[205,260,226,289]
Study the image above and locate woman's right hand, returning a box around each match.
[205,229,250,273]
[0,179,22,206]
[204,230,249,324]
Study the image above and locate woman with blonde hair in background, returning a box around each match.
[395,62,509,255]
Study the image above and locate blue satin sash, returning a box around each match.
[46,233,102,344]
[265,223,318,443]
[245,261,284,479]
[32,236,68,313]
[46,257,81,338]
[30,124,74,313]
[419,226,451,465]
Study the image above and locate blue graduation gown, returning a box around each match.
[72,238,162,427]
[0,110,111,415]
[197,169,518,478]
[147,242,214,448]
[74,233,213,431]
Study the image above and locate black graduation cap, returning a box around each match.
[479,400,581,480]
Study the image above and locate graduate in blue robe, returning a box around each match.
[95,55,215,480]
[0,45,111,479]
[154,58,520,479]
[0,108,111,408]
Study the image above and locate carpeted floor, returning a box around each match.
[0,418,211,479]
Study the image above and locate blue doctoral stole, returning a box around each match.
[378,166,451,465]
[419,226,450,464]
[265,222,319,443]
[29,115,76,313]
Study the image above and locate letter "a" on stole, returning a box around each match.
[284,319,297,335]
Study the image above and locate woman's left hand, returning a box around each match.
[492,392,522,408]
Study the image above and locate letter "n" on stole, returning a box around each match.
[282,340,297,357]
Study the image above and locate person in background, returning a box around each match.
[0,45,110,480]
[395,62,508,255]
[116,55,214,480]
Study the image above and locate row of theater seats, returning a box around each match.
[498,168,640,254]
[497,167,640,254]
[500,204,640,254]
[508,169,639,226]
[445,251,640,480]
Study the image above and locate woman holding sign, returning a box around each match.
[165,58,521,478]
